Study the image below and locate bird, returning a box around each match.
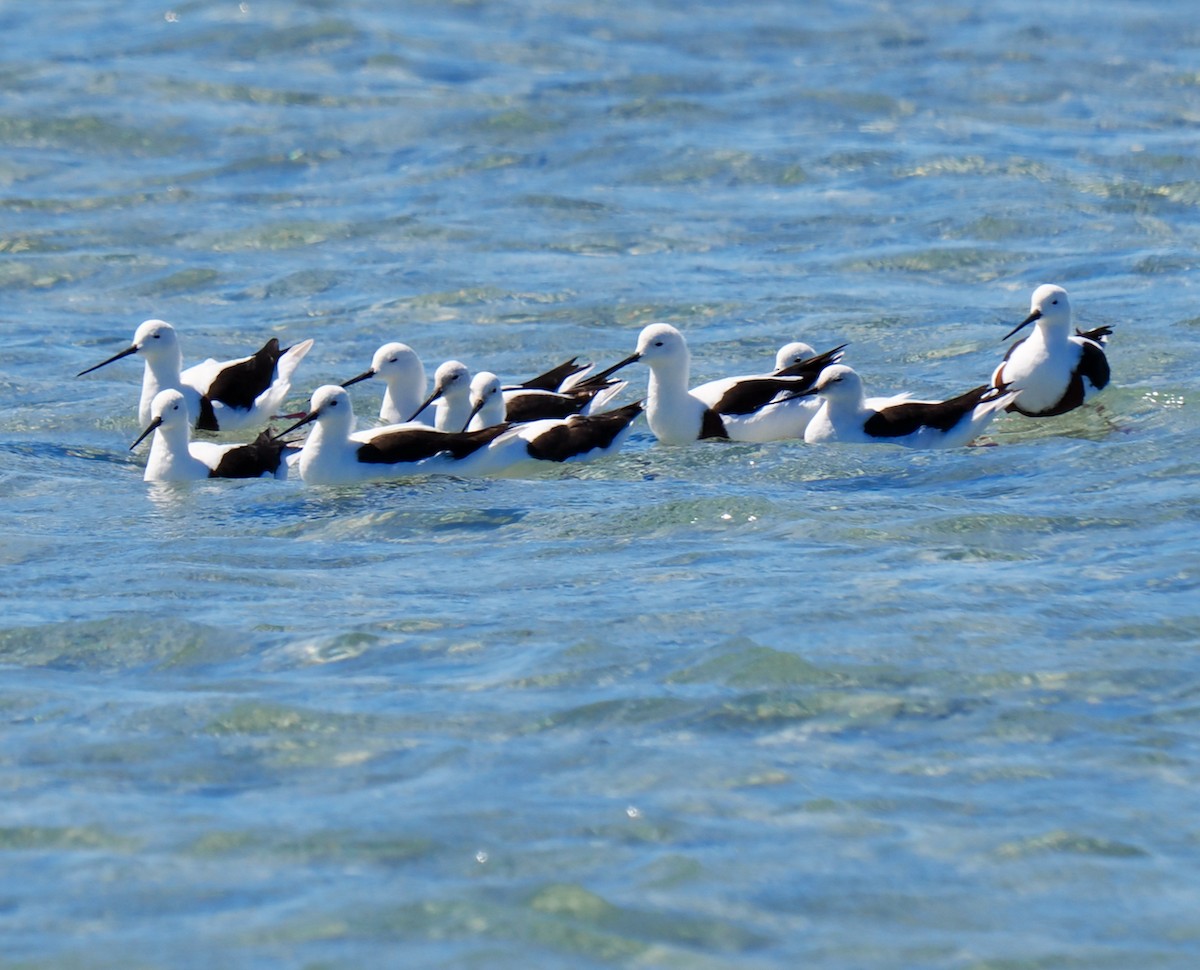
[991,284,1111,417]
[129,389,294,481]
[407,360,474,431]
[277,385,509,485]
[339,342,431,425]
[77,319,314,432]
[590,323,847,444]
[457,372,643,475]
[797,364,1016,447]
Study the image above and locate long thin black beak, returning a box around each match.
[340,368,375,388]
[1003,308,1041,341]
[129,416,163,451]
[78,344,137,377]
[771,385,823,406]
[462,397,488,432]
[407,386,443,423]
[276,411,318,438]
[587,350,642,384]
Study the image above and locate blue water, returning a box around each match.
[3,1,1200,966]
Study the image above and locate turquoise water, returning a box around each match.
[3,1,1200,966]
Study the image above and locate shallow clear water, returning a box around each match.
[2,1,1200,966]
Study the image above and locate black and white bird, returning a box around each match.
[797,364,1016,448]
[458,371,643,474]
[464,365,625,426]
[278,385,509,484]
[78,319,313,432]
[129,389,294,481]
[592,323,848,444]
[991,284,1111,417]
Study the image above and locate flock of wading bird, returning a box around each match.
[76,283,1112,484]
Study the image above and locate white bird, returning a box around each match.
[340,342,431,425]
[278,385,508,485]
[129,389,294,481]
[590,323,846,444]
[798,364,1016,448]
[991,284,1111,417]
[78,319,314,432]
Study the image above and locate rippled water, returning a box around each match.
[3,1,1200,966]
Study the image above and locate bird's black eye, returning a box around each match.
[654,340,663,347]
[389,357,398,363]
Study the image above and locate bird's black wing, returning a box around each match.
[356,425,510,464]
[863,386,992,438]
[205,338,284,411]
[519,357,589,391]
[524,403,643,462]
[209,429,291,478]
[505,390,585,423]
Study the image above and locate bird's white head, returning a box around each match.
[433,360,471,400]
[132,319,181,360]
[150,388,189,427]
[1004,284,1072,340]
[774,341,817,371]
[278,384,356,439]
[467,371,505,429]
[634,323,689,369]
[371,342,424,384]
[809,364,865,403]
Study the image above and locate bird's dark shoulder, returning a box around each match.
[699,407,729,440]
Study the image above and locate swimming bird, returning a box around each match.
[407,360,473,431]
[78,319,314,432]
[591,323,845,444]
[278,385,508,485]
[129,389,294,481]
[797,364,1016,448]
[991,284,1111,417]
[340,342,431,425]
[458,372,643,474]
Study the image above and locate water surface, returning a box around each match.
[2,1,1200,966]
